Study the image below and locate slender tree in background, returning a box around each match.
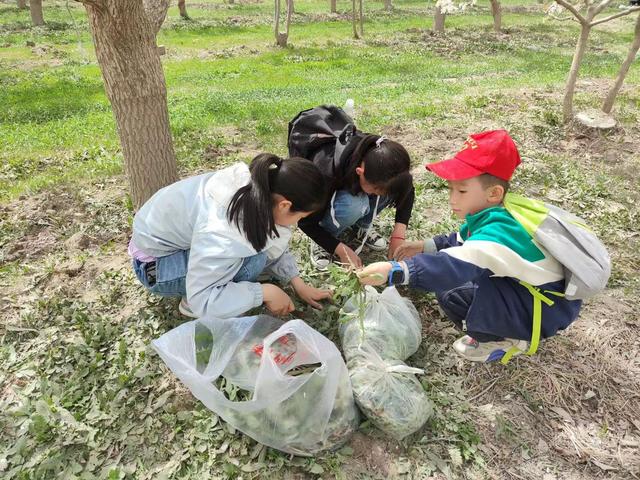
[602,12,640,114]
[433,1,476,33]
[489,0,501,32]
[384,0,392,12]
[434,3,446,32]
[18,0,28,9]
[331,0,337,13]
[30,0,44,25]
[178,0,190,19]
[550,0,640,123]
[74,0,178,209]
[275,0,293,46]
[352,0,363,38]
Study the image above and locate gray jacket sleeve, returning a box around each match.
[265,249,299,284]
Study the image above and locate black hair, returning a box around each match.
[478,173,510,200]
[227,153,327,251]
[345,134,413,206]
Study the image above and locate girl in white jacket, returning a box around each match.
[129,154,331,319]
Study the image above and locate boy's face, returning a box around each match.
[447,177,498,219]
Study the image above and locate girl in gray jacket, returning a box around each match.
[129,154,331,319]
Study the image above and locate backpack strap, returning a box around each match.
[500,281,564,365]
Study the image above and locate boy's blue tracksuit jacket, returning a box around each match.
[404,206,582,341]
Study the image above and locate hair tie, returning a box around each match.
[269,158,283,170]
[376,136,386,148]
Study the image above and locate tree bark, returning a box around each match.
[330,0,336,13]
[490,0,501,33]
[434,5,445,33]
[352,0,363,38]
[602,13,640,114]
[563,24,591,123]
[18,0,28,9]
[30,0,44,26]
[178,0,189,19]
[384,0,392,12]
[81,0,178,209]
[142,0,170,34]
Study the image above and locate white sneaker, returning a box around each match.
[179,297,199,318]
[452,335,529,362]
[310,241,332,271]
[356,227,388,252]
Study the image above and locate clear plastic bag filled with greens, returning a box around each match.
[347,347,433,440]
[153,315,359,456]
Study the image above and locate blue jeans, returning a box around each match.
[436,282,503,342]
[320,190,391,237]
[132,250,268,297]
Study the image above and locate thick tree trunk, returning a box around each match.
[434,5,445,33]
[142,0,170,33]
[178,0,189,19]
[490,0,501,33]
[384,0,392,12]
[330,0,336,13]
[602,13,640,114]
[563,24,591,123]
[18,0,28,9]
[30,0,44,26]
[82,0,178,209]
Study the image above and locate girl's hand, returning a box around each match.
[291,277,332,309]
[357,262,392,286]
[393,240,424,261]
[262,284,295,316]
[335,243,363,268]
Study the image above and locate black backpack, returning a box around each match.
[287,105,366,179]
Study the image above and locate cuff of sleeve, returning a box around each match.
[400,261,410,285]
[405,258,419,287]
[249,282,264,307]
[423,238,437,253]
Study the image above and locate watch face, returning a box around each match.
[391,269,404,284]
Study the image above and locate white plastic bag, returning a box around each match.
[347,346,433,440]
[339,286,433,439]
[153,315,359,456]
[340,286,422,360]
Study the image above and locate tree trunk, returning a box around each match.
[274,0,292,47]
[18,0,28,9]
[384,0,392,12]
[30,0,44,26]
[359,0,363,35]
[352,0,362,38]
[563,24,591,123]
[490,0,501,33]
[352,0,358,38]
[330,0,336,13]
[434,5,445,33]
[82,0,178,209]
[178,0,189,19]
[602,13,640,114]
[142,0,170,33]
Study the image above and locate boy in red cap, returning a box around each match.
[358,130,582,363]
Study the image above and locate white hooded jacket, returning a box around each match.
[132,163,299,318]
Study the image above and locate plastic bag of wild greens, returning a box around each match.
[339,286,433,439]
[347,346,433,440]
[152,315,359,457]
[340,286,422,361]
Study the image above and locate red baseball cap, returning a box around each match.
[426,130,521,181]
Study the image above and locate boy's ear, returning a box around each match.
[277,199,293,212]
[355,166,364,177]
[487,185,505,204]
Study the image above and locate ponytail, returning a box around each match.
[227,154,327,251]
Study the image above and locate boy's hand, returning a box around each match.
[335,242,363,268]
[262,284,295,316]
[291,277,332,309]
[357,262,392,286]
[393,240,423,261]
[387,237,404,260]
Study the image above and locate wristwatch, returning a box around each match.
[388,261,404,286]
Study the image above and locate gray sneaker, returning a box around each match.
[356,227,388,252]
[452,335,529,363]
[310,242,332,271]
